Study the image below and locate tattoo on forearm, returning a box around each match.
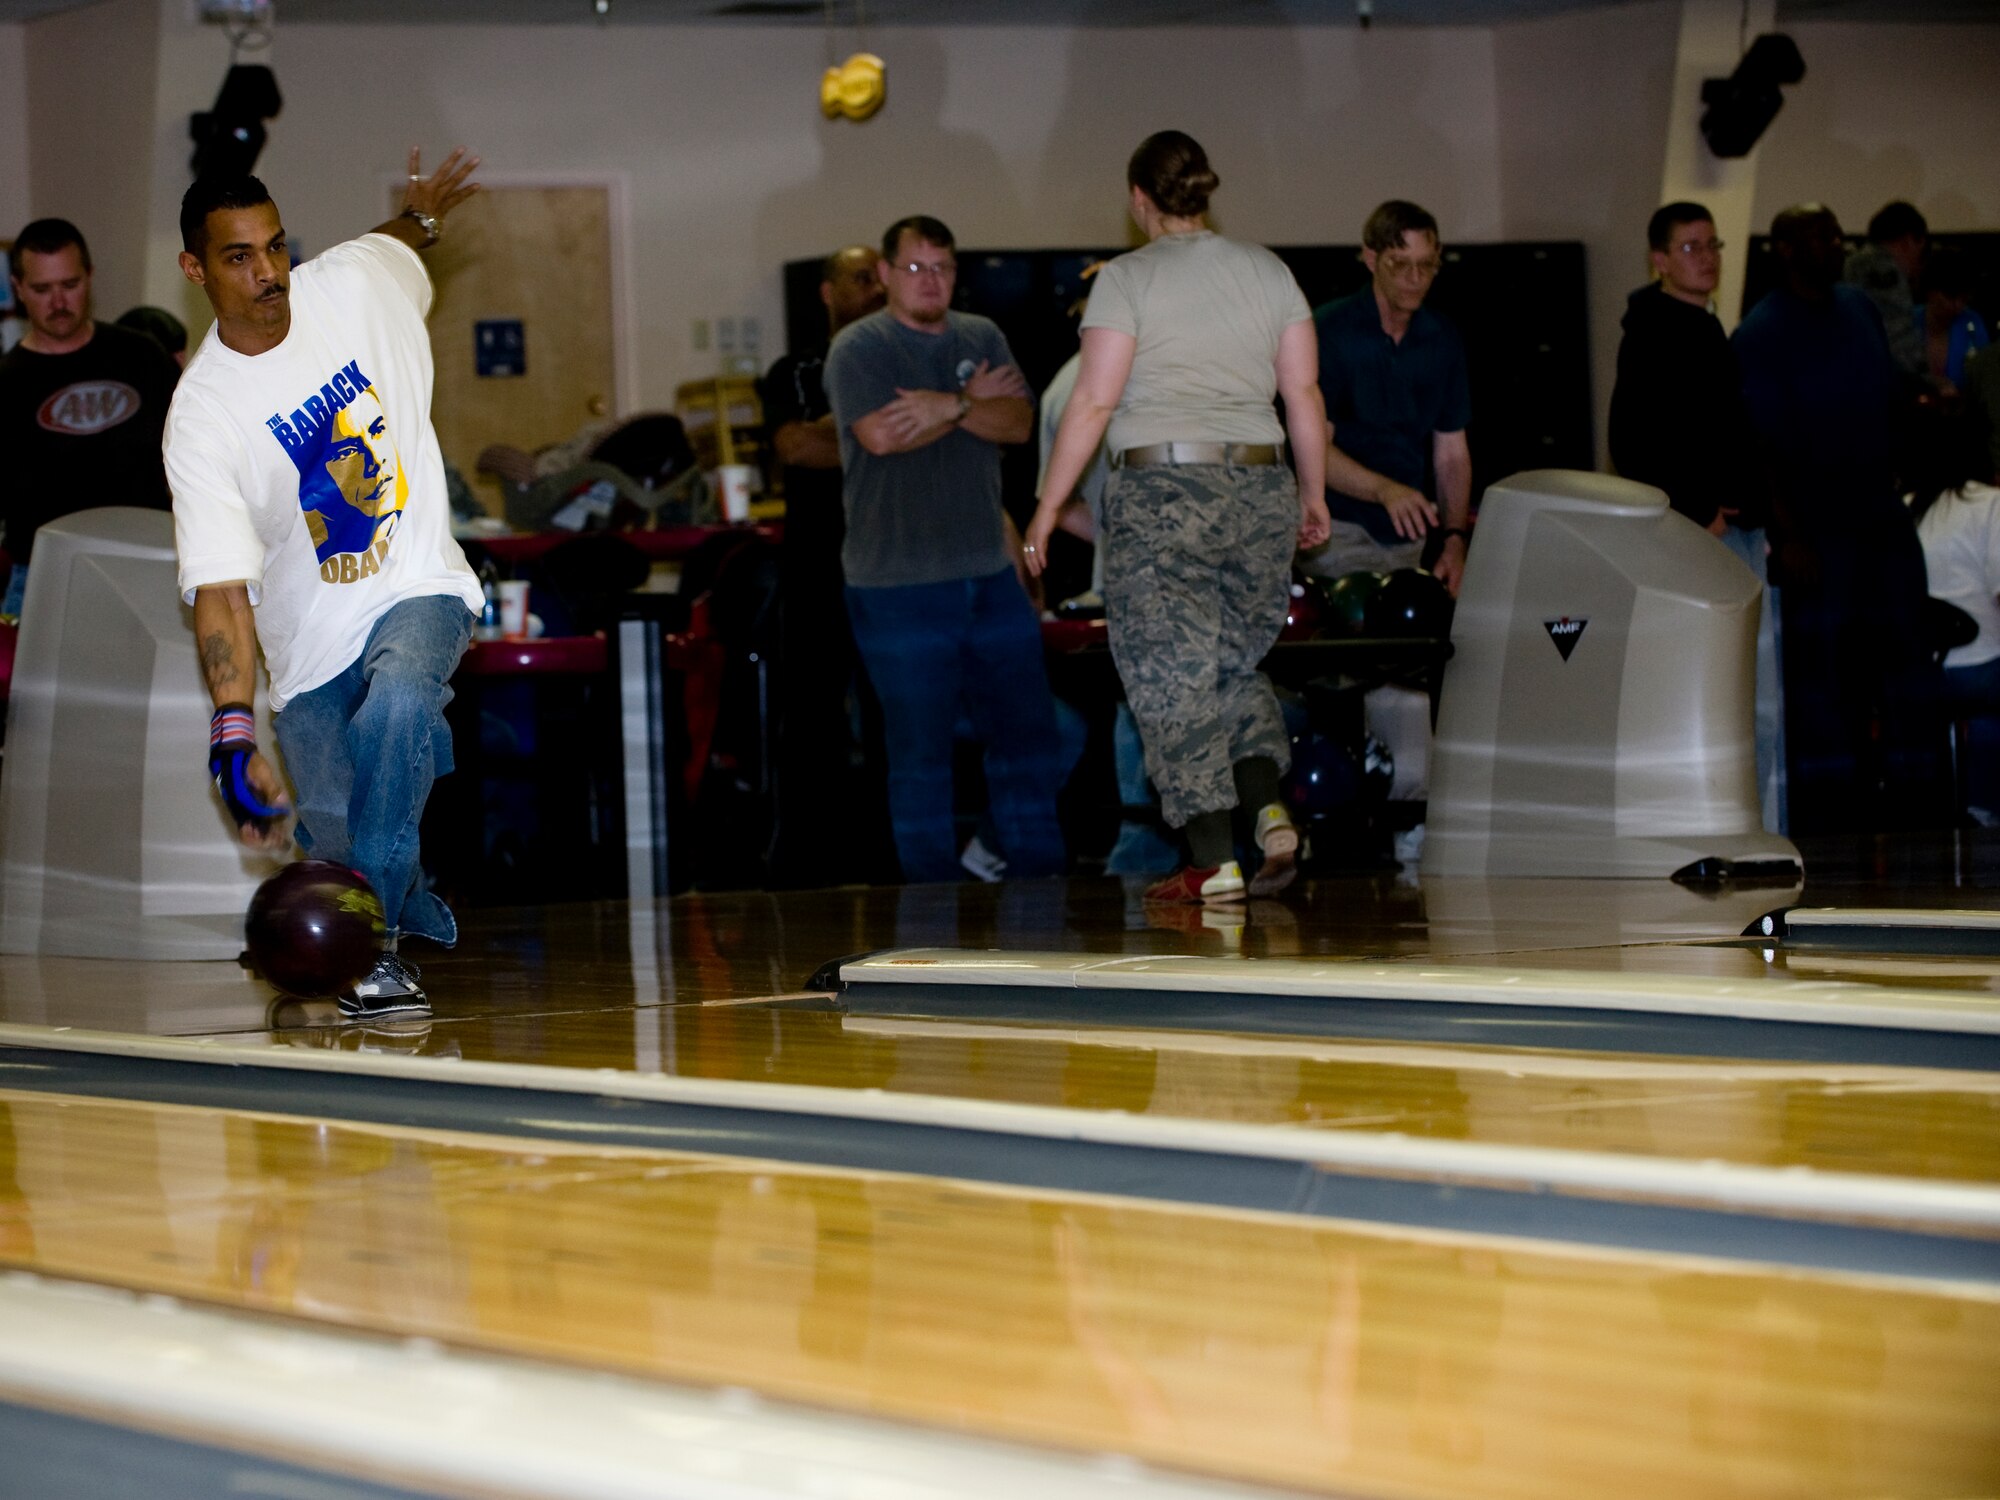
[199,632,241,695]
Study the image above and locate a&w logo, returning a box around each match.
[1543,616,1588,661]
[38,381,141,436]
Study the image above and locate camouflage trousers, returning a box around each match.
[1101,462,1298,829]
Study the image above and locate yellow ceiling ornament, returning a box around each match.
[821,51,886,121]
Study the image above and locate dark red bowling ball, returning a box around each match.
[1280,576,1323,641]
[245,861,384,997]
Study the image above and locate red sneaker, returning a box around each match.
[1143,860,1246,904]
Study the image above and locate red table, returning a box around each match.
[459,634,610,677]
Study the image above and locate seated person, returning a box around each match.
[1909,408,2000,824]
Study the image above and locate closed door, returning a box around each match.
[411,184,617,514]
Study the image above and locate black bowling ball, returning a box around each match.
[1362,567,1454,638]
[1283,732,1363,814]
[1311,570,1388,637]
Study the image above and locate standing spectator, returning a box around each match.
[1304,200,1471,598]
[1027,130,1329,903]
[824,215,1066,883]
[1,219,179,618]
[1038,261,1178,878]
[1909,409,2000,825]
[759,243,885,884]
[1736,204,1944,833]
[116,305,190,368]
[1919,246,1990,394]
[1844,200,1927,382]
[1609,201,1784,830]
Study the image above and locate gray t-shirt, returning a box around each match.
[824,308,1017,589]
[1080,230,1310,454]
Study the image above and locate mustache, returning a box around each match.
[256,284,289,301]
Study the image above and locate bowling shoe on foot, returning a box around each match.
[1248,805,1300,898]
[1143,861,1246,904]
[339,952,430,1021]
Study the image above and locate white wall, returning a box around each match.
[249,20,1502,422]
[1494,0,1683,460]
[24,0,159,320]
[138,1,254,330]
[1750,20,2000,235]
[0,24,29,243]
[15,4,2000,472]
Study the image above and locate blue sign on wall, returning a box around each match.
[475,319,526,378]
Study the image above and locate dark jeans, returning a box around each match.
[1779,517,1947,833]
[274,595,475,942]
[1942,655,2000,816]
[845,567,1065,884]
[769,498,861,881]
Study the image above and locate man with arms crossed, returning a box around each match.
[1306,200,1472,596]
[168,150,483,1019]
[824,215,1066,883]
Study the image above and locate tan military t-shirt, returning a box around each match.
[1080,230,1310,454]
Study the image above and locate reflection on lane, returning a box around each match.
[3,1089,1996,1500]
[269,1005,2000,1184]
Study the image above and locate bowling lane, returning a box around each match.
[3,1088,1995,1500]
[0,878,1832,1038]
[16,875,2000,1041]
[246,1002,2000,1185]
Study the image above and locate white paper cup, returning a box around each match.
[715,464,755,523]
[497,579,531,638]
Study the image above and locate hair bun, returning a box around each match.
[1128,131,1219,219]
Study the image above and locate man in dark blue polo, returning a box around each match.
[1734,203,1942,834]
[1305,200,1472,597]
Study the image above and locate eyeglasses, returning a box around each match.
[894,260,956,279]
[1672,239,1726,257]
[1381,254,1442,280]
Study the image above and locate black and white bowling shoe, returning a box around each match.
[338,952,430,1021]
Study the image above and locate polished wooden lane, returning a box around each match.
[3,1089,1995,1500]
[237,1002,2000,1186]
[11,867,2000,1038]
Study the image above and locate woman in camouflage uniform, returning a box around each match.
[1027,131,1330,902]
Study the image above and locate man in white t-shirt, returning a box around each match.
[167,151,483,1020]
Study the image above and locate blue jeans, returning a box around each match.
[846,567,1066,884]
[1720,525,1787,835]
[1,562,25,619]
[274,595,475,943]
[1105,702,1180,875]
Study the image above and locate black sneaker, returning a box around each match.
[338,952,429,1020]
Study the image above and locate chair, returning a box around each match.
[1922,597,1981,822]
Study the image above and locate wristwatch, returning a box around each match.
[401,206,442,248]
[954,391,973,422]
